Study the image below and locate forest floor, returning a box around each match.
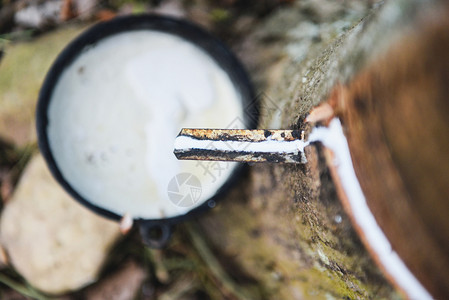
[0,1,290,299]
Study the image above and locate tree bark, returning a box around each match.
[185,0,447,299]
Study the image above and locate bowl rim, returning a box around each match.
[36,14,258,233]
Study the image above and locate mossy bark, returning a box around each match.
[187,1,437,299]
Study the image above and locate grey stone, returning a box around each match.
[15,0,63,29]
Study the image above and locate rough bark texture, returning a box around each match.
[335,4,449,297]
[184,0,443,299]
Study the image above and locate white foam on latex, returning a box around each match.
[308,118,432,300]
[47,31,243,219]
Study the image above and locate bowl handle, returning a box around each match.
[139,221,172,248]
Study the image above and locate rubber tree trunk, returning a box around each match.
[193,0,448,299]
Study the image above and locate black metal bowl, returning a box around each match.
[36,14,258,248]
